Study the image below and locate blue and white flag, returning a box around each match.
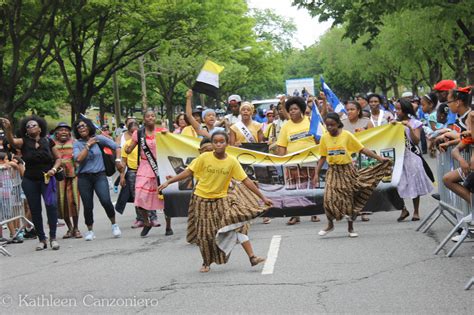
[309,101,324,141]
[320,76,345,113]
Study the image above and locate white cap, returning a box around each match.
[228,94,241,103]
[401,91,413,98]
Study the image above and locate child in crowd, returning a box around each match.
[443,109,474,203]
[314,113,392,237]
[158,131,272,273]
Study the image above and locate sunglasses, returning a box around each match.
[26,124,38,129]
[77,124,87,130]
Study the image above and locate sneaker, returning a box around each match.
[23,228,37,239]
[348,232,359,238]
[16,230,25,241]
[151,219,161,227]
[451,230,469,242]
[131,220,144,229]
[140,225,152,238]
[112,224,121,238]
[113,186,118,193]
[84,231,95,241]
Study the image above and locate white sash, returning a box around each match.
[370,110,385,127]
[235,121,256,143]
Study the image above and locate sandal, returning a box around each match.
[262,217,272,224]
[311,215,320,222]
[361,214,370,222]
[249,255,266,267]
[63,230,73,239]
[200,265,210,273]
[411,217,420,221]
[397,208,410,222]
[36,241,47,251]
[74,230,83,238]
[286,217,300,225]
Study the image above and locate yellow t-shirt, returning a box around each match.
[276,117,315,153]
[181,125,198,138]
[188,152,248,199]
[121,139,138,170]
[319,130,364,165]
[230,121,262,144]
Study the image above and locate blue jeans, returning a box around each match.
[22,177,58,241]
[78,172,115,227]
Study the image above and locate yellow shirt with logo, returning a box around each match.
[276,117,315,153]
[187,152,248,199]
[318,130,364,165]
[181,125,198,138]
[121,139,138,170]
[230,121,262,144]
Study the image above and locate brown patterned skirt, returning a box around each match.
[186,183,267,266]
[323,160,392,221]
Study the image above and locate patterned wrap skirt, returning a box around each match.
[57,177,80,219]
[324,160,392,221]
[186,183,267,266]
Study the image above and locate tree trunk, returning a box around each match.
[112,72,121,127]
[99,95,105,126]
[465,46,474,85]
[389,76,399,98]
[138,55,148,111]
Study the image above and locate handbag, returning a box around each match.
[98,143,116,176]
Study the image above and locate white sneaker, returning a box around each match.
[451,230,469,242]
[348,232,359,238]
[318,227,334,236]
[84,231,95,241]
[112,224,121,238]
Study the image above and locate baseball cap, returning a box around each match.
[228,94,242,103]
[54,122,72,132]
[433,80,456,91]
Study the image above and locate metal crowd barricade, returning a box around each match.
[417,145,472,234]
[427,144,473,257]
[0,167,34,256]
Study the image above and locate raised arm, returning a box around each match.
[185,90,204,133]
[0,118,23,148]
[278,95,289,120]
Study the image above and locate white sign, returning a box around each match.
[285,78,315,97]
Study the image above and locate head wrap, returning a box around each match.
[239,101,254,113]
[202,109,216,120]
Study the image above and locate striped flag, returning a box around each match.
[309,101,324,141]
[192,60,224,99]
[320,76,346,113]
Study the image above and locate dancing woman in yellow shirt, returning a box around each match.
[158,131,273,273]
[314,113,392,237]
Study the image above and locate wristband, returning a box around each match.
[115,159,121,163]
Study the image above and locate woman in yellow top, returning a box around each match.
[276,96,320,225]
[229,101,264,146]
[314,113,392,237]
[158,131,273,273]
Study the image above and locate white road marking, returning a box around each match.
[261,235,281,275]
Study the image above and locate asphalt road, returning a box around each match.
[1,158,473,314]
